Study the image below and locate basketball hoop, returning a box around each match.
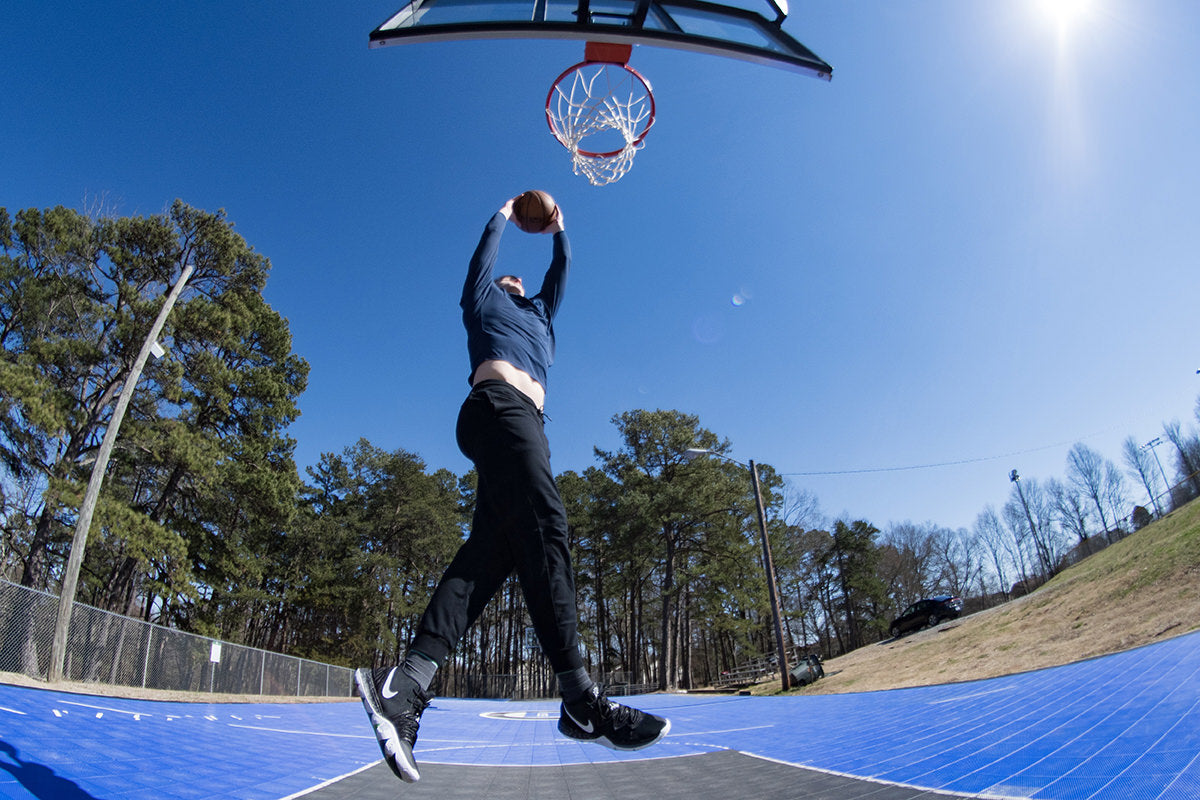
[546,43,656,186]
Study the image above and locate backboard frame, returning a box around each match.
[369,0,832,79]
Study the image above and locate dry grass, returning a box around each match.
[766,497,1200,696]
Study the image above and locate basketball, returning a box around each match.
[512,190,558,233]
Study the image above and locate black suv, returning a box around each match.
[889,596,964,638]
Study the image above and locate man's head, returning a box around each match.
[495,275,525,297]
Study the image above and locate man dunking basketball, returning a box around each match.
[355,195,670,783]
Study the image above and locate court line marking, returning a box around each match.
[277,761,377,800]
[416,749,714,767]
[739,750,1026,800]
[60,700,149,717]
[226,724,373,739]
[670,724,773,736]
[927,686,1017,705]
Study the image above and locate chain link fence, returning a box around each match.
[0,579,353,697]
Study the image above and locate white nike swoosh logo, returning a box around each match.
[381,667,401,699]
[564,707,594,734]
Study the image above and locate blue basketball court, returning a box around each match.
[3,629,1199,799]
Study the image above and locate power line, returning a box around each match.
[781,437,1093,478]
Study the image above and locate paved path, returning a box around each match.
[3,629,1199,799]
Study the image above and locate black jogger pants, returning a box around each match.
[410,380,584,674]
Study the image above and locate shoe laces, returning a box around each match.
[596,694,643,730]
[392,690,431,744]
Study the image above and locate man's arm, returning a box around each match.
[461,200,516,310]
[534,207,570,319]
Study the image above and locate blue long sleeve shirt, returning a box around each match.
[461,212,571,390]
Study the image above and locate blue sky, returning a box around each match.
[6,1,1199,532]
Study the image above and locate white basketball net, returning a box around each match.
[547,62,654,187]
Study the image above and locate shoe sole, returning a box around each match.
[354,668,421,783]
[558,716,672,751]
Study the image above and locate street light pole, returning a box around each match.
[49,260,194,682]
[685,448,791,692]
[1137,440,1165,516]
[1143,438,1171,513]
[748,459,791,693]
[1009,469,1048,574]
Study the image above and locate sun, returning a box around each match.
[1035,0,1094,29]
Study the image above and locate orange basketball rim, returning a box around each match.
[545,42,656,187]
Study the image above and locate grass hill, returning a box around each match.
[778,497,1200,696]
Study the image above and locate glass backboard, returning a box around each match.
[369,0,832,79]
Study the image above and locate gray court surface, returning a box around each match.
[310,752,978,799]
[3,628,1199,799]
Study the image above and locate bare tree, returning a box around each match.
[783,485,824,533]
[973,505,1014,601]
[1047,477,1091,546]
[930,526,981,601]
[1006,477,1059,578]
[1102,460,1129,537]
[1029,478,1062,561]
[1122,436,1162,516]
[879,522,938,606]
[1066,443,1114,536]
[1000,500,1036,587]
[1163,420,1200,498]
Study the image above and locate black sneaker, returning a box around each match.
[355,667,431,783]
[557,686,670,750]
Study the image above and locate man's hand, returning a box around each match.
[543,204,565,234]
[499,197,518,220]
